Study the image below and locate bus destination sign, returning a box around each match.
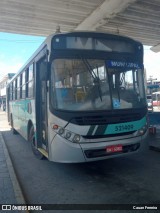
[107,61,141,69]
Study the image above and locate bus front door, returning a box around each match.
[36,57,48,154]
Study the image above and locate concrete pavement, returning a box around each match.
[0,110,27,211]
[148,111,160,151]
[1,109,160,212]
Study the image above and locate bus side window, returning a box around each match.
[26,68,29,97]
[10,83,13,101]
[26,64,34,98]
[39,60,48,81]
[12,81,15,100]
[14,79,17,100]
[17,76,20,100]
[22,71,26,99]
[19,74,23,99]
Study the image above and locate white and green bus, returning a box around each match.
[7,31,148,163]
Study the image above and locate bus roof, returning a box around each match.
[8,31,142,84]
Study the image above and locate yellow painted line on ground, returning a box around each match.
[38,148,49,158]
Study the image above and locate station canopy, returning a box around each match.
[0,0,160,52]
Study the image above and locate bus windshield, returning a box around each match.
[51,59,146,111]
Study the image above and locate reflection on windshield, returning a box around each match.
[51,59,146,111]
[108,68,146,109]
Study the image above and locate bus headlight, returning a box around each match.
[65,131,72,139]
[139,129,144,135]
[137,124,147,136]
[58,128,65,135]
[72,134,81,143]
[51,123,81,143]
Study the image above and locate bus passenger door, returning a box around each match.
[36,56,48,152]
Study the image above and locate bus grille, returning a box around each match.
[83,131,136,139]
[73,113,141,125]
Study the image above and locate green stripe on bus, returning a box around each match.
[104,117,146,135]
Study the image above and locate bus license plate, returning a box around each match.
[106,145,123,153]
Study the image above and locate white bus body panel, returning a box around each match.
[48,132,147,163]
[47,112,148,163]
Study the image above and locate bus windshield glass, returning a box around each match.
[51,59,145,111]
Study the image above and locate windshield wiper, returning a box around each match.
[81,58,103,101]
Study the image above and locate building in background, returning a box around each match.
[147,76,160,95]
[0,73,15,111]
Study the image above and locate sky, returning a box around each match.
[0,32,45,79]
[0,32,160,80]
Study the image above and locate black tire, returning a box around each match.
[29,126,44,160]
[10,116,18,134]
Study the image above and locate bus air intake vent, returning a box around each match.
[73,114,141,125]
[83,131,136,139]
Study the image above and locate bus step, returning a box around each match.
[38,148,48,158]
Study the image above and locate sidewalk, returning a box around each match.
[0,111,27,211]
[148,111,160,151]
[149,127,160,152]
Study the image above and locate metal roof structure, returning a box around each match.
[0,0,160,51]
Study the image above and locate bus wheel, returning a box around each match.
[29,127,44,160]
[11,116,17,134]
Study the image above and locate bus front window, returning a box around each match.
[108,68,146,109]
[51,59,146,111]
[51,59,111,111]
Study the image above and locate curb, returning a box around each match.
[149,145,160,152]
[0,132,29,213]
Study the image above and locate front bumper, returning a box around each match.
[49,132,147,163]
